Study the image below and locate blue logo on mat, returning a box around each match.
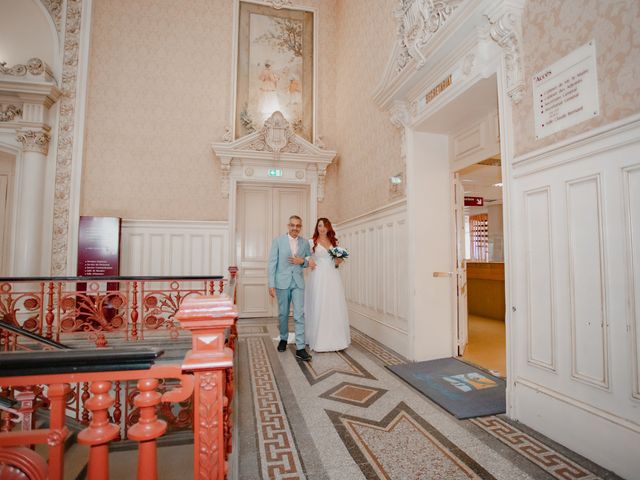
[442,373,497,392]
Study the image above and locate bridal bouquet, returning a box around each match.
[328,246,349,268]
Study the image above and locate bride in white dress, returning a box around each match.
[304,218,351,352]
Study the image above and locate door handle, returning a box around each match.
[433,272,453,278]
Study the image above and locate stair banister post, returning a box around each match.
[77,380,120,480]
[46,383,70,480]
[176,295,236,480]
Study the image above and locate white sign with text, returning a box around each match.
[533,41,599,139]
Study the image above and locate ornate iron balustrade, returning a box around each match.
[0,294,237,479]
[0,270,237,349]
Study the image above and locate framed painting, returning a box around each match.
[236,1,314,141]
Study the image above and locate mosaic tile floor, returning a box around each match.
[236,318,622,480]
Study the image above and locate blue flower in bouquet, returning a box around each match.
[328,247,349,268]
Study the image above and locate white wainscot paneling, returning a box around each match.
[510,114,640,479]
[566,175,609,388]
[524,187,555,370]
[623,164,640,399]
[121,220,229,277]
[336,202,408,355]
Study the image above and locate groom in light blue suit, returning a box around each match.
[268,215,314,361]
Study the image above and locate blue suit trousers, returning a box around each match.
[276,278,305,350]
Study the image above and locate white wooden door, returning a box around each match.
[453,173,468,354]
[236,184,309,317]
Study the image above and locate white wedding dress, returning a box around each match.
[304,240,351,351]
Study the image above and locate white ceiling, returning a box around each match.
[459,163,502,206]
[415,75,498,134]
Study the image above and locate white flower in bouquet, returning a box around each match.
[328,246,349,268]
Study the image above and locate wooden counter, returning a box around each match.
[466,262,505,320]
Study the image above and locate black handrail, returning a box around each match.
[0,320,70,350]
[0,347,164,377]
[0,275,224,282]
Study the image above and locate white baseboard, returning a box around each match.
[515,380,640,479]
[348,304,408,356]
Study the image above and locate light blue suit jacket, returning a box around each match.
[268,234,311,289]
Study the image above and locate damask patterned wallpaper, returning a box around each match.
[81,0,338,221]
[513,0,640,157]
[319,0,401,223]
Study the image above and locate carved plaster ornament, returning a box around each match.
[267,0,293,9]
[389,101,410,128]
[317,167,327,202]
[222,126,232,143]
[244,167,254,177]
[490,12,525,103]
[462,52,476,76]
[247,111,301,155]
[0,58,46,77]
[314,135,326,149]
[220,157,232,198]
[295,170,304,179]
[0,105,22,122]
[394,0,462,72]
[39,0,64,32]
[17,130,51,155]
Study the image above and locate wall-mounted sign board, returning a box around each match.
[464,196,484,207]
[533,40,599,139]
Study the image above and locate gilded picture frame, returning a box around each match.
[235,1,314,141]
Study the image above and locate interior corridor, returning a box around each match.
[235,317,619,480]
[461,315,506,377]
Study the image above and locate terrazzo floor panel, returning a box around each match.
[235,317,621,480]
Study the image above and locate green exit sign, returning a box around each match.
[268,168,283,177]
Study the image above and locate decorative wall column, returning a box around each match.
[15,129,51,276]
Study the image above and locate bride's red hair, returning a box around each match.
[312,218,338,252]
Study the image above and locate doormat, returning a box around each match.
[387,357,505,419]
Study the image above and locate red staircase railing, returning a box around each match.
[0,273,236,349]
[0,288,238,479]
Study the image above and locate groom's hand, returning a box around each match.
[288,256,304,265]
[269,288,275,298]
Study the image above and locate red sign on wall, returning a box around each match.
[464,196,484,207]
[77,216,121,277]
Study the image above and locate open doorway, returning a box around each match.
[456,158,505,376]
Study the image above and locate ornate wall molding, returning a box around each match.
[0,105,22,122]
[220,157,232,199]
[389,101,410,128]
[16,129,51,155]
[0,58,47,77]
[490,11,525,104]
[388,102,408,199]
[266,0,293,9]
[39,0,64,33]
[51,0,83,275]
[393,0,462,72]
[212,114,337,202]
